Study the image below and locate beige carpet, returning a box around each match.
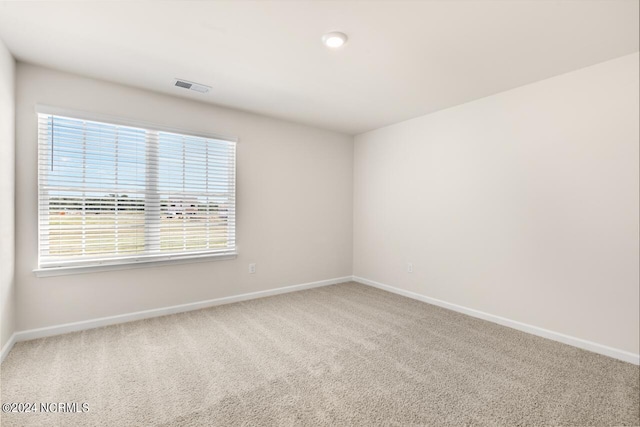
[1,282,638,426]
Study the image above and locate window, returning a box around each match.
[37,111,236,271]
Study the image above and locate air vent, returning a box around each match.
[175,80,192,89]
[174,79,211,94]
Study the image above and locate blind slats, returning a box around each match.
[38,113,237,268]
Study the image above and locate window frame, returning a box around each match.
[33,105,238,277]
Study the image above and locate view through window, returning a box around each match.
[37,113,236,269]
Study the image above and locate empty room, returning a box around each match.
[0,1,638,426]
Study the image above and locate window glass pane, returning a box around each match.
[43,117,147,260]
[157,132,234,253]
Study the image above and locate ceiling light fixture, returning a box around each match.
[322,32,348,48]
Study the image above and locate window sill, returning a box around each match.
[33,252,238,277]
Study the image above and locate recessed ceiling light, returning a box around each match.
[322,32,348,48]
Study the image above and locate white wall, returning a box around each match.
[354,53,639,355]
[11,53,640,358]
[15,63,353,331]
[0,38,15,350]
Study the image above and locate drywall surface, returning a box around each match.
[15,63,353,331]
[0,38,15,350]
[354,53,639,354]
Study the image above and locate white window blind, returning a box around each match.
[37,113,236,269]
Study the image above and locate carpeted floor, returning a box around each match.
[1,282,638,426]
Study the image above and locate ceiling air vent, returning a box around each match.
[174,79,211,94]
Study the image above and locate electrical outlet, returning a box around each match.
[407,262,413,273]
[249,263,256,274]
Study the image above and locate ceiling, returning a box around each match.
[0,1,638,135]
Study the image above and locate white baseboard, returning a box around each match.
[5,275,638,367]
[352,276,640,366]
[2,276,351,362]
[0,332,17,364]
